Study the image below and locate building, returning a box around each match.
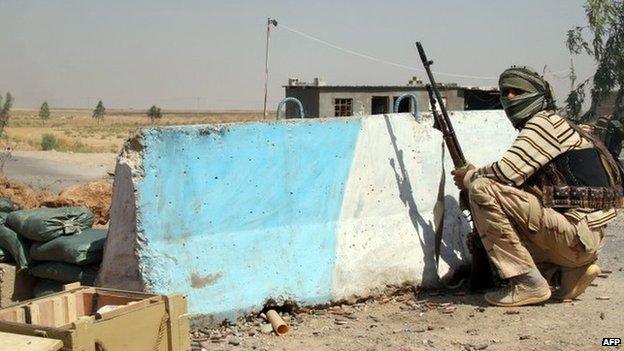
[283,77,501,118]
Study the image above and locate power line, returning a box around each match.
[278,22,571,81]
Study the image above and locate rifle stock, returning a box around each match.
[417,42,495,291]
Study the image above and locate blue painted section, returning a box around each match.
[135,120,361,317]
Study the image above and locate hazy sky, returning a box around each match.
[0,0,595,111]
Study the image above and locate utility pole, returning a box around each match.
[569,57,577,92]
[263,18,278,119]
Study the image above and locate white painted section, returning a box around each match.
[332,111,516,301]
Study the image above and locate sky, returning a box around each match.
[0,0,595,111]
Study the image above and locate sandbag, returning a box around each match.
[0,247,11,263]
[0,197,18,212]
[0,212,30,269]
[29,262,98,285]
[30,228,107,265]
[32,279,64,298]
[6,207,94,242]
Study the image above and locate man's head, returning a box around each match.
[499,67,554,128]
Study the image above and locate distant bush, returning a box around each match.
[41,133,58,150]
[56,138,95,153]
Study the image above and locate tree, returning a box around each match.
[0,92,14,137]
[39,101,51,124]
[92,100,105,124]
[146,105,162,123]
[565,0,624,121]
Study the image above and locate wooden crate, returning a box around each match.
[0,283,190,351]
[0,263,37,308]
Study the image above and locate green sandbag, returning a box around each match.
[0,212,30,269]
[6,207,94,242]
[0,247,12,263]
[29,262,98,285]
[0,198,18,212]
[33,279,65,298]
[30,228,107,265]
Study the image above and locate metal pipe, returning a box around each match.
[276,97,305,119]
[393,93,419,118]
[266,310,289,335]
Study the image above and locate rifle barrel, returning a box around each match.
[416,42,467,168]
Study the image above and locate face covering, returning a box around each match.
[499,67,551,128]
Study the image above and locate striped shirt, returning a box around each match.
[467,110,617,228]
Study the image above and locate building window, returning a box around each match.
[334,98,353,117]
[371,96,390,114]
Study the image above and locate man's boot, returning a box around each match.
[554,263,601,300]
[484,268,551,307]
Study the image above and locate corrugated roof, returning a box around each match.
[284,84,499,91]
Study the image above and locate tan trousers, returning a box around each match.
[468,178,603,279]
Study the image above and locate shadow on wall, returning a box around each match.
[383,115,471,287]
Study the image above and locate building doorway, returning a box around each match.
[371,96,389,115]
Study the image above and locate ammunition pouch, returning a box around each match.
[542,185,624,209]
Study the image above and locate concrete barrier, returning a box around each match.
[97,111,517,322]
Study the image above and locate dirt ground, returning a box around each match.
[2,151,115,193]
[192,220,624,351]
[4,109,266,153]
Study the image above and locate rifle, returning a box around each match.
[416,42,495,291]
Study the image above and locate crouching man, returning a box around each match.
[452,67,623,307]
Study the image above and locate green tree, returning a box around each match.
[0,92,14,137]
[146,105,162,123]
[565,0,624,121]
[39,101,51,124]
[92,100,106,124]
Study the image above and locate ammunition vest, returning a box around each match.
[526,117,624,210]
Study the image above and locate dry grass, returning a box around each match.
[3,108,269,153]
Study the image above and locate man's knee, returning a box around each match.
[468,177,496,205]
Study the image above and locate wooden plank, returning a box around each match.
[64,294,77,325]
[96,293,144,307]
[73,291,85,318]
[95,299,154,320]
[164,294,190,351]
[10,308,26,324]
[0,306,23,323]
[0,331,63,351]
[51,297,63,327]
[62,282,81,291]
[35,300,54,327]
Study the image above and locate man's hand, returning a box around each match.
[451,164,476,190]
